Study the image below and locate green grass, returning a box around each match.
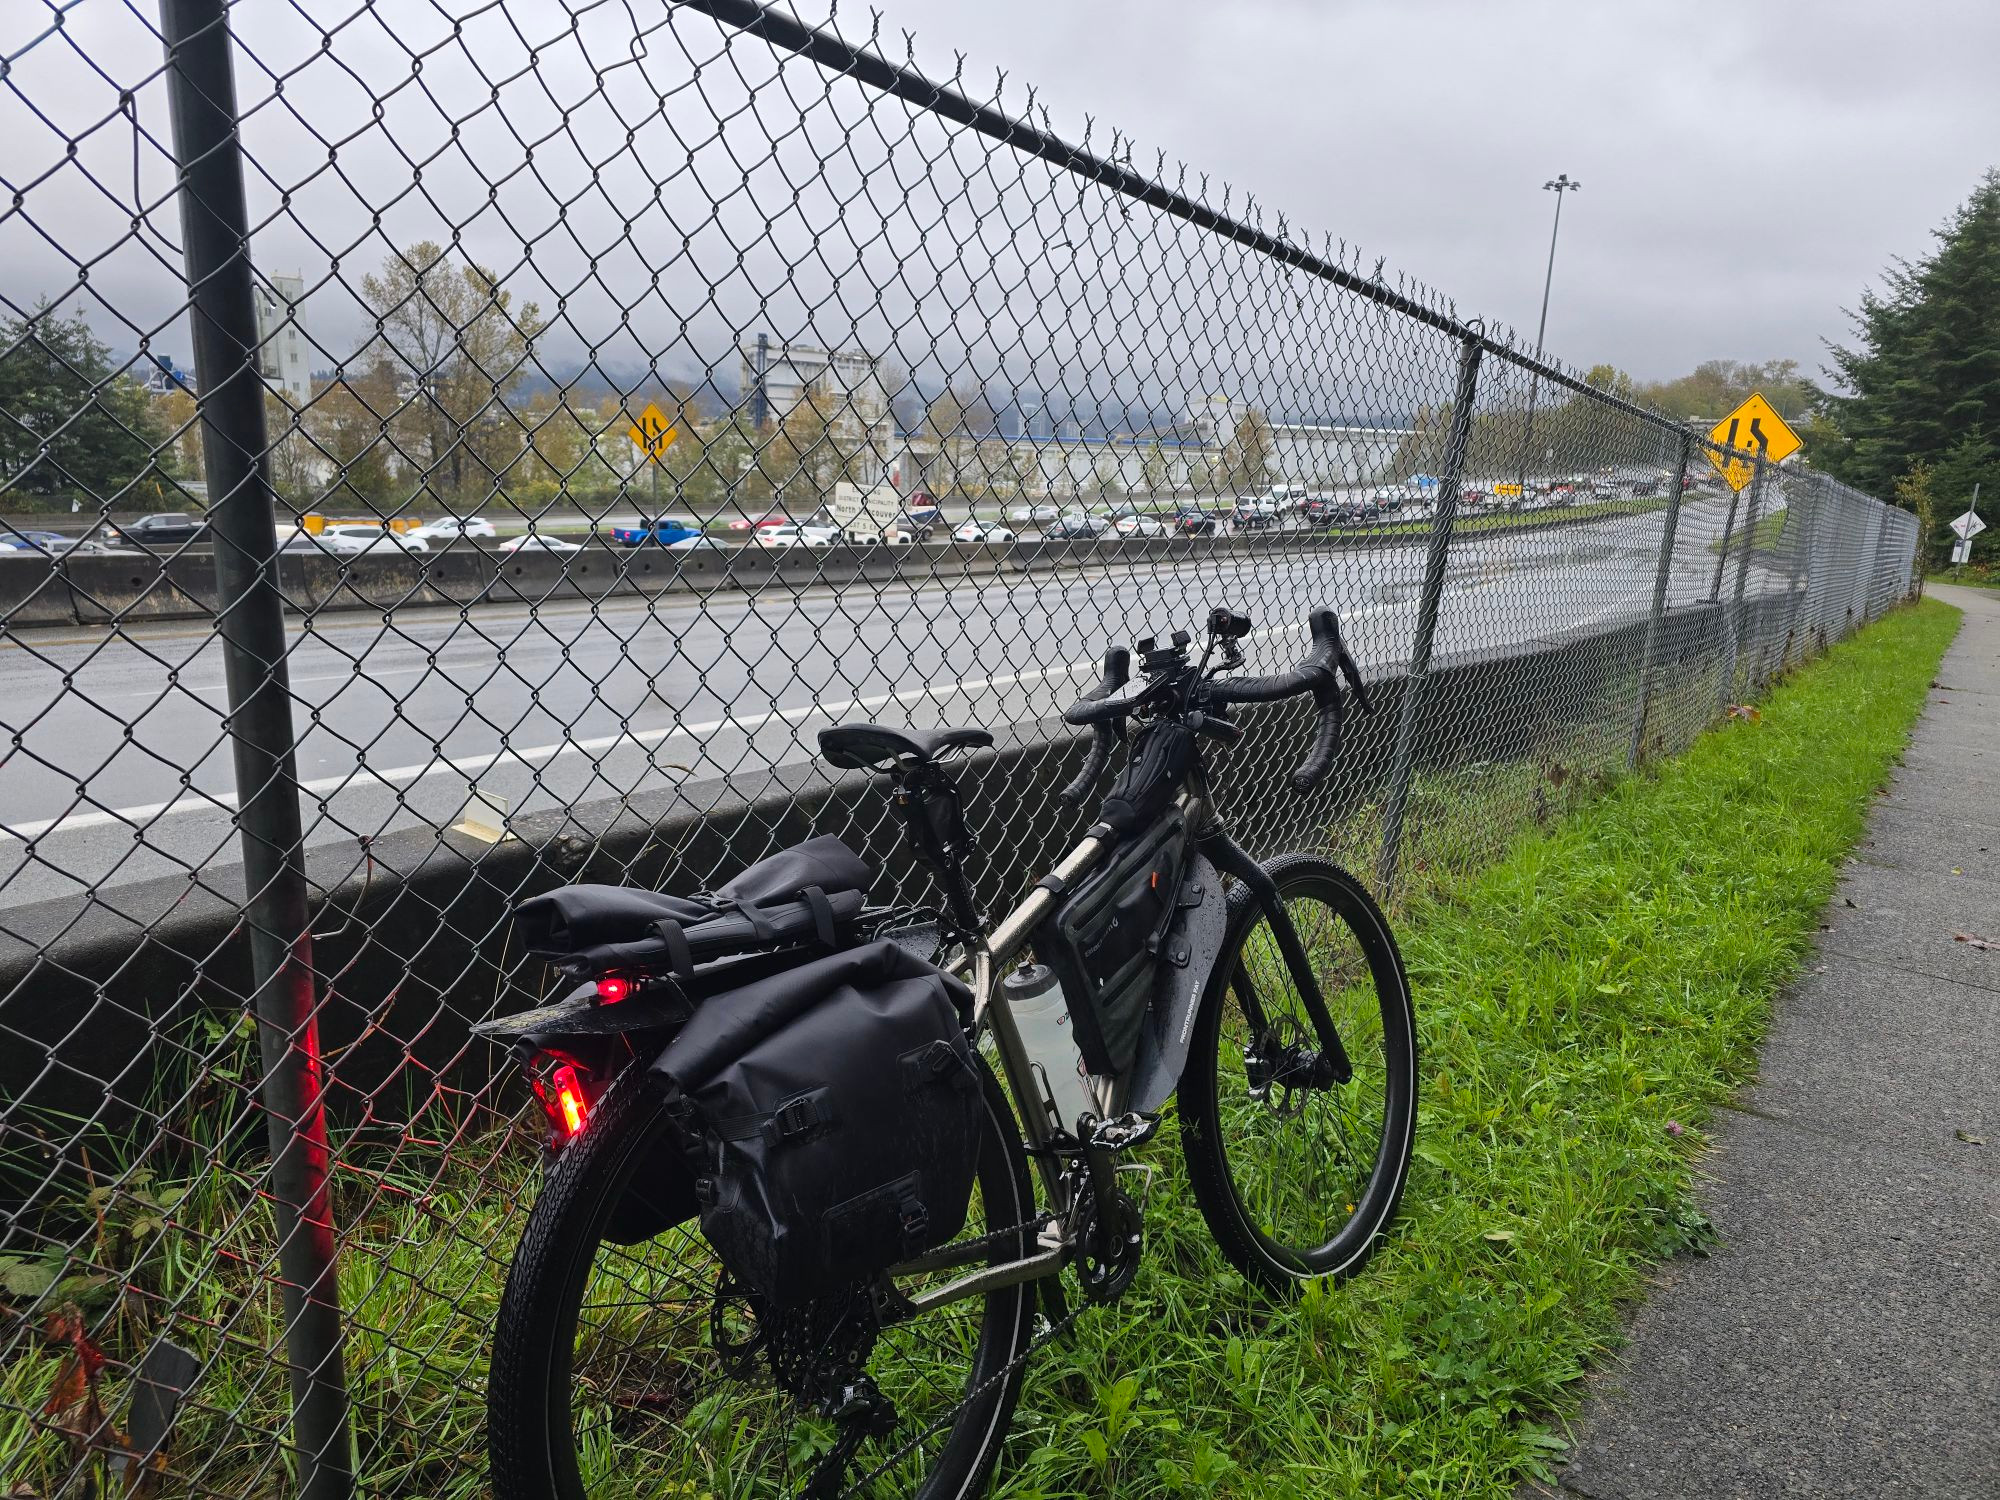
[1708,503,1791,556]
[0,601,1958,1498]
[1930,567,1999,591]
[1355,498,1650,540]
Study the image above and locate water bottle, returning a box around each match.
[1001,963,1097,1135]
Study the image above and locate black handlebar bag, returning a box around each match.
[653,940,982,1307]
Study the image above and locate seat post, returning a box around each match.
[890,761,984,941]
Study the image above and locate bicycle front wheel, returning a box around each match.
[489,1054,1037,1500]
[1180,853,1418,1290]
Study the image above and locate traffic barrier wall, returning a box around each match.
[0,506,1679,629]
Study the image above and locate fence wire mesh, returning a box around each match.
[0,1,1918,1494]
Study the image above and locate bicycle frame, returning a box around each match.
[896,783,1344,1314]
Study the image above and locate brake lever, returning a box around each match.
[1309,609,1373,714]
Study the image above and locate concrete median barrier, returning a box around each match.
[0,506,1660,632]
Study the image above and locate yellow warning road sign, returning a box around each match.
[1707,393,1801,492]
[628,402,678,464]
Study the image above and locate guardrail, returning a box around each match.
[0,1,1917,1495]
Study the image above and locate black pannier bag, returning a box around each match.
[1036,807,1190,1077]
[652,939,983,1306]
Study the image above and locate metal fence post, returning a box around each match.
[160,5,354,1497]
[1849,494,1879,626]
[1780,470,1821,670]
[1377,333,1484,894]
[1707,458,1742,604]
[1731,452,1767,689]
[1716,448,1767,710]
[1628,430,1694,766]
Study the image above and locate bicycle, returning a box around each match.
[479,604,1419,1499]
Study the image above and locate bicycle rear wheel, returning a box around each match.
[1179,854,1418,1290]
[489,1055,1036,1500]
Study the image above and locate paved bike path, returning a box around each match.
[1540,584,2000,1500]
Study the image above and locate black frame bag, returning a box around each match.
[653,940,982,1306]
[1036,807,1190,1077]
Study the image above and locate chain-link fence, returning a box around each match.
[0,1,1917,1494]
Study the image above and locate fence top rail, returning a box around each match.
[683,0,1690,438]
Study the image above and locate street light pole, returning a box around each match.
[1515,173,1581,501]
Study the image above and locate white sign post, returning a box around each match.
[1949,482,1986,543]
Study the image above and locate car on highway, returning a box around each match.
[1114,513,1169,537]
[1009,503,1060,524]
[725,508,789,533]
[753,523,838,550]
[409,516,497,542]
[1176,509,1225,536]
[1231,501,1280,530]
[322,524,431,554]
[0,530,74,554]
[110,512,208,545]
[1328,498,1385,526]
[610,516,702,547]
[497,534,585,554]
[665,535,727,554]
[1045,514,1111,540]
[953,519,1018,544]
[279,528,370,556]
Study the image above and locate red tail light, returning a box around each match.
[552,1064,589,1137]
[595,976,630,1004]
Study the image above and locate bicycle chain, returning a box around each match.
[842,1273,1089,1496]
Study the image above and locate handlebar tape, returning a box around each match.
[1059,646,1131,804]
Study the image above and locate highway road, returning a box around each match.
[0,491,1787,918]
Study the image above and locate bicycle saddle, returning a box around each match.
[817,723,994,770]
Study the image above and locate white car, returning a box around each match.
[754,524,838,549]
[497,534,585,553]
[665,535,726,553]
[1009,504,1060,524]
[1114,514,1168,537]
[409,516,497,542]
[322,524,430,554]
[280,528,370,556]
[953,520,1018,544]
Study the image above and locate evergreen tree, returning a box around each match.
[1820,167,2000,540]
[0,301,167,507]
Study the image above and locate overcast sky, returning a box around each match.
[4,0,1996,407]
[864,0,2000,383]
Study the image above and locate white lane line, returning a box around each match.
[0,582,1522,846]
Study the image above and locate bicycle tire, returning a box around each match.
[1179,853,1418,1291]
[489,1053,1037,1500]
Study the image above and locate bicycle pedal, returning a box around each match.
[1082,1111,1160,1152]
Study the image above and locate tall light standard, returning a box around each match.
[1516,173,1581,499]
